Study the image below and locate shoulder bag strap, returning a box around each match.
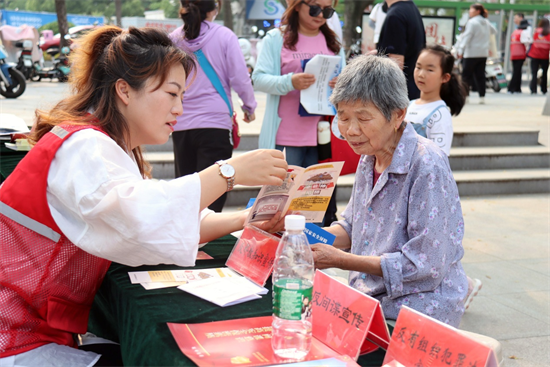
[193,49,233,116]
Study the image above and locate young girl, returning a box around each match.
[407,45,481,310]
[406,44,466,156]
[0,26,287,366]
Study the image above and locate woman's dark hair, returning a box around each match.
[471,3,488,18]
[538,18,550,36]
[30,26,196,178]
[422,44,466,116]
[179,0,219,40]
[280,0,341,54]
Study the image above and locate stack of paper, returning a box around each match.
[128,267,268,307]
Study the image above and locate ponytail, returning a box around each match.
[179,0,218,41]
[422,44,467,116]
[441,72,467,116]
[471,3,488,18]
[31,26,195,178]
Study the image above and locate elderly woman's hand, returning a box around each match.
[311,243,345,270]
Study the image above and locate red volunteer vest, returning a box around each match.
[527,28,550,60]
[510,29,526,60]
[0,124,112,357]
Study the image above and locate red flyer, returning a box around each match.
[383,306,499,367]
[167,316,361,367]
[225,225,280,286]
[311,271,391,359]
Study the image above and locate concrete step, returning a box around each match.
[452,127,540,147]
[224,168,550,205]
[143,128,542,153]
[145,145,550,180]
[448,146,550,170]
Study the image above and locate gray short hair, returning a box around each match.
[330,55,409,122]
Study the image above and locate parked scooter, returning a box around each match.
[485,58,507,92]
[15,40,36,80]
[32,46,71,82]
[0,45,26,98]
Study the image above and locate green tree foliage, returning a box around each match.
[38,20,75,33]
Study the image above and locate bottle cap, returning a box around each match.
[285,215,306,231]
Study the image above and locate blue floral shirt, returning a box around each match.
[336,123,468,327]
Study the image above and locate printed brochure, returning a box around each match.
[246,162,344,224]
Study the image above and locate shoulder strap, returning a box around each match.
[193,49,232,116]
[423,104,447,125]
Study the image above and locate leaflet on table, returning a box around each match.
[300,54,342,116]
[304,223,335,246]
[382,306,500,367]
[177,276,268,307]
[167,316,360,367]
[0,113,30,136]
[128,266,235,290]
[246,161,344,224]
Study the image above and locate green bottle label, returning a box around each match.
[273,279,313,321]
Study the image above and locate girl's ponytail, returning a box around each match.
[441,72,467,116]
[179,0,218,41]
[423,44,467,116]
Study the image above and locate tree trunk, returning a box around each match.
[55,0,69,49]
[223,0,233,31]
[343,0,372,51]
[115,0,123,27]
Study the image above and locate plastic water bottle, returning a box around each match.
[271,215,314,361]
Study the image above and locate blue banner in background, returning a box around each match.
[0,10,104,28]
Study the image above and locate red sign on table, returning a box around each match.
[168,316,361,367]
[383,306,499,367]
[311,270,391,359]
[225,225,280,286]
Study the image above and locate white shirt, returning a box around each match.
[369,3,387,44]
[406,99,453,156]
[455,15,497,58]
[47,129,213,267]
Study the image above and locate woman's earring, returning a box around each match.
[394,126,397,133]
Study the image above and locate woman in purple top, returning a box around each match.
[311,55,468,327]
[169,0,256,212]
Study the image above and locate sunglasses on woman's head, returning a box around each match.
[300,1,335,19]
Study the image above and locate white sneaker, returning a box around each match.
[479,97,485,105]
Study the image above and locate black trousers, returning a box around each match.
[462,57,487,97]
[529,57,549,94]
[80,344,123,366]
[172,128,233,212]
[508,59,525,93]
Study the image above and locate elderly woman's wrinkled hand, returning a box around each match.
[311,243,344,270]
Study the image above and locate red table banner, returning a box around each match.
[383,306,499,367]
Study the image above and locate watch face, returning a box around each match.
[220,164,235,178]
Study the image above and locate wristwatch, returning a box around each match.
[215,160,235,192]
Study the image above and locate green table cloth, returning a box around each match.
[88,235,388,366]
[0,144,27,183]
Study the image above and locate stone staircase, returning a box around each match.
[144,127,550,207]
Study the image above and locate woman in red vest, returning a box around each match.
[528,18,550,95]
[0,26,287,366]
[508,19,532,94]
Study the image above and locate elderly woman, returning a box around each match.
[312,55,468,327]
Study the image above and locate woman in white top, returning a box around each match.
[0,26,287,366]
[455,3,497,104]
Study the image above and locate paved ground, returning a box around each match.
[1,79,549,366]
